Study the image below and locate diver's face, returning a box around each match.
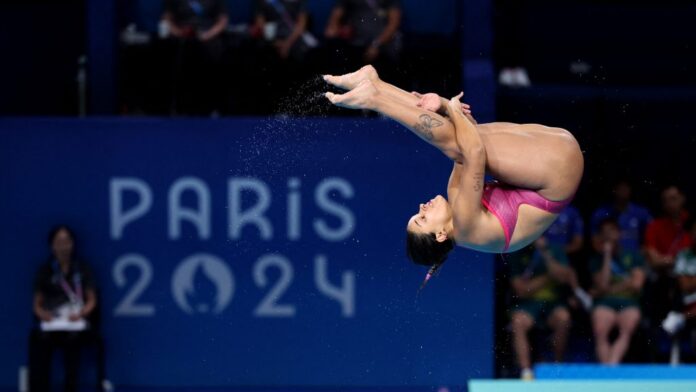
[406,195,451,237]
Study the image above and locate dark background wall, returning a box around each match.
[0,0,86,115]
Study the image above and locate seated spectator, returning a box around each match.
[161,0,229,115]
[667,218,696,335]
[590,179,652,253]
[29,225,98,392]
[646,185,691,271]
[509,238,577,380]
[542,204,592,309]
[590,218,646,364]
[323,0,402,79]
[544,204,584,255]
[645,185,691,328]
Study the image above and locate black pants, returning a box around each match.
[29,330,84,392]
[644,273,679,324]
[164,36,226,115]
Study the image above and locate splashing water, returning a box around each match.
[237,75,344,176]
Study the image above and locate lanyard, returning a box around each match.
[53,261,83,305]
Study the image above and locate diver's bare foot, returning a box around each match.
[323,65,379,91]
[325,79,379,110]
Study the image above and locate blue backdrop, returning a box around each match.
[0,118,493,388]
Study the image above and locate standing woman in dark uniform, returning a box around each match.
[29,225,97,392]
[161,0,229,114]
[323,0,402,78]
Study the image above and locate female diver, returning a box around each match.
[324,66,584,281]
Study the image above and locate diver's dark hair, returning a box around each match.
[406,231,455,289]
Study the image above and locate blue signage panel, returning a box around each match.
[0,118,493,387]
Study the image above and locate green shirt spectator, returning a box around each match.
[589,218,645,364]
[590,249,645,304]
[508,238,574,379]
[510,243,569,302]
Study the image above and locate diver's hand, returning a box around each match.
[414,92,472,115]
[447,92,478,124]
[446,92,465,115]
[461,102,472,115]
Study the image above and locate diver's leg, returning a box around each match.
[475,123,584,200]
[325,81,583,200]
[325,65,477,121]
[326,80,463,162]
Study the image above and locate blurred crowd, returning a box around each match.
[120,0,409,116]
[502,181,696,379]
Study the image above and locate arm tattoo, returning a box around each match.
[473,172,484,191]
[412,114,443,140]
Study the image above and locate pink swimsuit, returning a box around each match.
[480,182,573,251]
